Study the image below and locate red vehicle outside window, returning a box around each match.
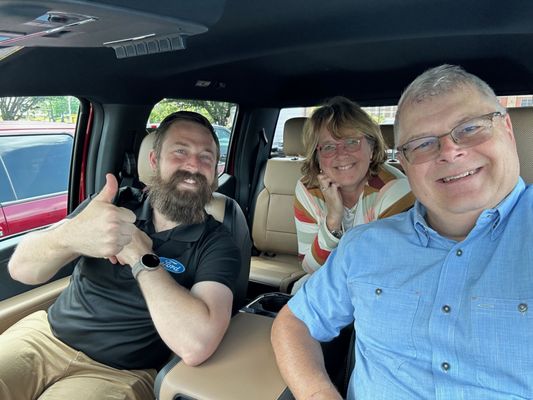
[0,121,75,239]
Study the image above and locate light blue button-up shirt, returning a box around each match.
[289,178,533,400]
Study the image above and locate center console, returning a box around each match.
[155,292,293,400]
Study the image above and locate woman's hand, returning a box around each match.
[317,171,343,232]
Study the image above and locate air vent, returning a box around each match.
[104,33,187,59]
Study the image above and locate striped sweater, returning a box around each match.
[294,163,415,277]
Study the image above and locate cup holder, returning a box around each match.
[242,292,292,317]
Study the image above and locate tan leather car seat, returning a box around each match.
[508,107,533,183]
[249,117,307,292]
[380,123,403,172]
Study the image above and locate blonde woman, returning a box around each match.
[293,96,414,291]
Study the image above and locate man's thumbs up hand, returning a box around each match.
[94,173,119,203]
[66,173,137,258]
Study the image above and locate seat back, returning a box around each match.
[380,123,403,172]
[137,132,251,312]
[379,124,395,149]
[249,117,306,290]
[508,107,533,183]
[252,117,305,253]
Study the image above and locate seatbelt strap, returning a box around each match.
[247,127,269,218]
[119,151,140,188]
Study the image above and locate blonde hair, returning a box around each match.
[301,96,386,187]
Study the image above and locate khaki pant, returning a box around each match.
[0,311,156,400]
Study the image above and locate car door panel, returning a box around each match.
[0,206,7,239]
[2,194,68,237]
[0,235,74,333]
[0,275,70,334]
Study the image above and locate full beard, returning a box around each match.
[149,169,216,225]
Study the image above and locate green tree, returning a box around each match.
[0,96,80,122]
[38,96,79,122]
[187,100,232,125]
[0,96,43,120]
[149,99,233,126]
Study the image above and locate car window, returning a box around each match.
[0,95,79,239]
[273,98,533,161]
[272,106,397,156]
[0,134,73,200]
[148,99,237,174]
[0,159,15,203]
[214,125,231,161]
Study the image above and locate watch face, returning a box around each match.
[141,254,160,268]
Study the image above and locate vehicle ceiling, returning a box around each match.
[1,0,533,107]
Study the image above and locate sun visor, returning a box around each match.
[0,0,225,58]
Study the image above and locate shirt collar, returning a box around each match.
[152,216,209,243]
[412,202,431,246]
[411,177,526,245]
[481,177,525,240]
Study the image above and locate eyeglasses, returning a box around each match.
[317,137,369,158]
[396,111,505,164]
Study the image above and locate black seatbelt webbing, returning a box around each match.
[119,151,138,188]
[247,127,269,217]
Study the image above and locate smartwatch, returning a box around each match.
[131,254,161,280]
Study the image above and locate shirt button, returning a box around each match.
[456,249,463,256]
[375,288,382,296]
[441,362,450,372]
[442,305,451,313]
[518,303,528,313]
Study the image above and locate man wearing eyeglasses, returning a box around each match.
[272,64,532,399]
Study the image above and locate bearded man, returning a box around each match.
[2,111,241,400]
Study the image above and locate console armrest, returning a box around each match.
[156,312,288,400]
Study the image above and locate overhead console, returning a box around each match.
[0,0,225,58]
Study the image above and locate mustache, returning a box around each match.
[168,170,209,187]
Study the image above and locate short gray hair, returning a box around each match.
[394,64,505,146]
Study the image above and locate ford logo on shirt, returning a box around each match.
[159,257,185,274]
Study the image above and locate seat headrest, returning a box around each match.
[138,132,156,185]
[283,117,306,156]
[508,107,533,183]
[380,124,395,149]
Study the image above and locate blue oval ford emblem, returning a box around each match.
[159,257,185,274]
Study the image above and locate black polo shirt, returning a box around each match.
[48,187,241,370]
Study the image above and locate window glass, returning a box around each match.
[499,95,533,108]
[0,159,15,203]
[273,96,533,160]
[0,95,79,239]
[148,99,237,174]
[0,134,73,199]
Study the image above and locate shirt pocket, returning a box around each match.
[471,297,533,393]
[349,280,420,370]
